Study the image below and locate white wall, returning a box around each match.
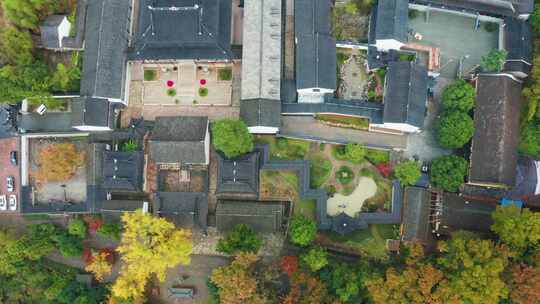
[297,88,333,104]
[73,125,112,131]
[247,126,279,134]
[204,121,210,165]
[57,17,71,48]
[375,39,404,52]
[371,122,420,134]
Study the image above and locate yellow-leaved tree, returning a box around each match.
[110,210,192,301]
[85,251,113,282]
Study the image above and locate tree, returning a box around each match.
[344,143,366,163]
[212,119,253,158]
[67,218,87,239]
[2,0,58,29]
[491,206,540,255]
[480,49,508,73]
[289,215,317,247]
[320,262,368,302]
[519,119,540,158]
[437,111,474,149]
[51,63,71,92]
[216,224,262,254]
[509,264,540,304]
[301,246,328,272]
[283,271,331,304]
[111,210,192,301]
[96,222,121,241]
[52,233,83,257]
[280,255,299,276]
[210,252,266,304]
[0,26,33,66]
[436,232,509,304]
[430,155,468,192]
[85,251,113,282]
[530,4,540,33]
[394,160,421,186]
[36,143,85,183]
[441,79,475,112]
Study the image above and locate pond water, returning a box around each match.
[327,177,377,217]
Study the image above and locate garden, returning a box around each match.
[331,0,372,43]
[336,50,385,102]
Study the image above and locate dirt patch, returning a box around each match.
[327,177,376,216]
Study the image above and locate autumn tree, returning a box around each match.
[85,250,113,282]
[282,271,331,304]
[491,205,540,255]
[509,264,540,304]
[436,232,509,304]
[111,210,192,301]
[36,143,85,183]
[210,252,266,304]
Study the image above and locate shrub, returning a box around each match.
[97,223,121,241]
[332,145,348,161]
[344,143,366,163]
[289,215,317,246]
[430,155,468,192]
[121,139,138,152]
[376,162,392,178]
[212,119,254,158]
[394,160,421,186]
[166,88,177,97]
[218,68,232,81]
[83,215,103,234]
[480,49,507,73]
[309,155,333,188]
[441,79,476,112]
[67,218,87,239]
[199,87,209,97]
[143,69,157,81]
[325,185,337,196]
[280,256,299,276]
[437,111,474,149]
[217,224,261,254]
[365,149,390,165]
[52,233,84,257]
[301,246,328,272]
[276,137,288,149]
[336,166,354,185]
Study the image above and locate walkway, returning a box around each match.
[280,116,407,150]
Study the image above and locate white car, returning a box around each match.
[0,195,6,211]
[8,195,16,211]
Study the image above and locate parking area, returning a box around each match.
[0,137,20,213]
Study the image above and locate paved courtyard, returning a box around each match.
[408,8,500,78]
[0,137,20,213]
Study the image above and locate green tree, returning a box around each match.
[436,232,509,304]
[212,119,253,158]
[441,79,475,112]
[0,26,33,66]
[430,155,468,192]
[519,119,540,158]
[491,205,540,255]
[320,262,368,303]
[97,223,122,241]
[529,4,540,33]
[67,218,87,239]
[2,0,58,29]
[437,111,474,149]
[344,143,366,163]
[51,233,83,257]
[51,63,71,92]
[394,160,421,186]
[480,49,508,73]
[301,246,328,272]
[289,215,317,247]
[216,224,262,254]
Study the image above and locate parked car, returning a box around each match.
[10,151,17,166]
[421,161,430,174]
[6,176,14,192]
[8,195,16,211]
[0,195,6,211]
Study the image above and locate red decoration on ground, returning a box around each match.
[167,80,174,87]
[200,79,207,85]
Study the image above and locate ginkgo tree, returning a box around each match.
[110,210,193,301]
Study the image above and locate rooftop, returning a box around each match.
[216,200,285,233]
[401,187,435,245]
[240,99,281,129]
[155,192,208,228]
[469,74,523,188]
[216,150,260,195]
[102,151,144,192]
[374,0,408,42]
[436,192,497,235]
[130,0,233,60]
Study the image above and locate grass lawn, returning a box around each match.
[322,224,398,259]
[260,170,299,200]
[295,199,316,220]
[315,114,369,131]
[308,154,333,188]
[255,136,311,160]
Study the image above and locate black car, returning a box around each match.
[9,151,17,166]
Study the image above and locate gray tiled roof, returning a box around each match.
[19,112,74,133]
[412,0,533,17]
[71,97,118,128]
[282,99,384,124]
[469,74,523,188]
[130,0,232,60]
[81,0,131,100]
[294,0,337,90]
[383,61,428,127]
[240,99,281,128]
[375,0,408,42]
[504,18,533,64]
[217,151,260,195]
[102,151,144,191]
[401,187,434,244]
[155,192,208,229]
[149,116,208,164]
[40,15,65,49]
[436,193,496,236]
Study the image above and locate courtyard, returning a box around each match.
[407,7,501,78]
